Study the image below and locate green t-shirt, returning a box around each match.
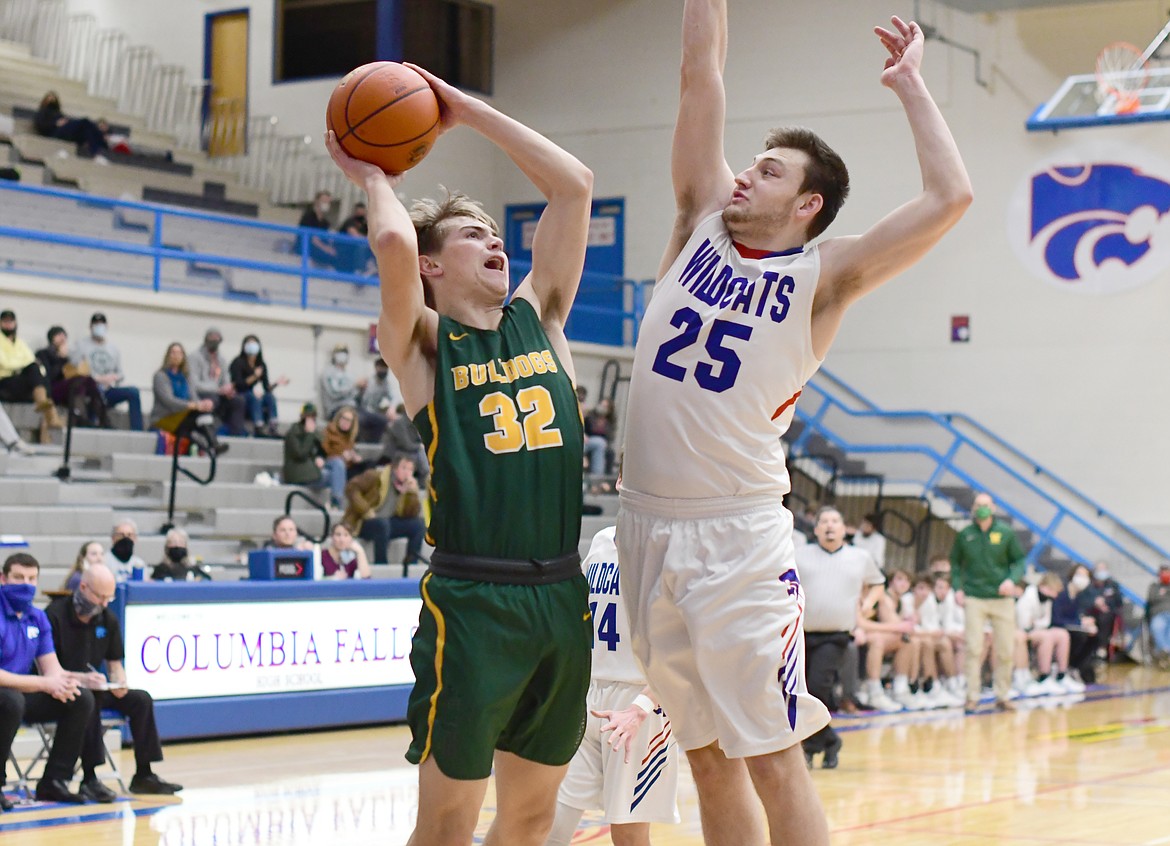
[412,298,583,561]
[949,518,1027,599]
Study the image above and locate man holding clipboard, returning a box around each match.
[45,564,182,798]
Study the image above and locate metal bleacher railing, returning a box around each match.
[790,368,1165,606]
[0,180,649,342]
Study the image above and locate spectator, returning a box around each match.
[852,513,887,572]
[73,313,143,431]
[884,569,927,709]
[950,491,1026,713]
[0,308,63,439]
[1147,564,1170,666]
[855,582,916,713]
[0,552,95,808]
[0,400,33,455]
[343,455,429,570]
[282,404,346,509]
[1053,563,1100,684]
[380,402,429,487]
[299,190,338,268]
[583,397,615,480]
[336,201,372,273]
[321,523,372,580]
[62,540,105,591]
[1016,572,1083,696]
[229,335,287,438]
[322,405,367,479]
[105,519,148,584]
[360,357,399,442]
[190,328,246,437]
[797,505,886,768]
[33,91,109,160]
[149,342,226,457]
[266,515,311,551]
[932,573,966,684]
[318,343,366,419]
[151,528,209,582]
[1088,561,1124,660]
[901,574,963,707]
[36,326,109,428]
[45,563,182,797]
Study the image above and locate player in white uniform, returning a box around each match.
[545,526,680,846]
[617,3,972,845]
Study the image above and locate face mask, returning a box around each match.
[1038,592,1052,603]
[1094,570,1109,582]
[244,341,260,356]
[333,352,349,366]
[92,323,107,339]
[205,339,220,353]
[111,537,135,563]
[166,546,188,564]
[973,506,993,521]
[1071,574,1091,590]
[1,326,15,339]
[1,583,36,614]
[72,587,101,618]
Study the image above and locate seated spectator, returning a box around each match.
[151,528,209,582]
[360,357,399,441]
[62,540,106,591]
[900,573,963,707]
[323,405,368,479]
[299,190,338,268]
[73,313,143,431]
[149,342,225,457]
[1052,563,1100,684]
[884,569,927,709]
[319,343,384,439]
[933,573,966,685]
[105,519,148,584]
[282,404,346,509]
[380,402,429,489]
[190,328,247,436]
[1147,564,1170,667]
[0,308,63,440]
[1015,572,1083,696]
[229,335,287,438]
[1088,561,1124,660]
[0,552,95,808]
[343,455,429,570]
[852,513,887,572]
[36,326,109,428]
[266,515,312,551]
[33,91,109,160]
[583,398,615,481]
[0,400,33,455]
[855,585,916,713]
[321,523,372,580]
[45,563,182,797]
[336,201,373,274]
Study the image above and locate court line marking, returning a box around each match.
[0,803,167,832]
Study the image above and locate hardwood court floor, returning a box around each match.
[3,664,1169,845]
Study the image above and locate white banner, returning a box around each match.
[123,598,422,700]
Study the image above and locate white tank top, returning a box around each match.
[583,526,644,684]
[623,212,822,500]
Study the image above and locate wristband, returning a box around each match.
[632,694,655,714]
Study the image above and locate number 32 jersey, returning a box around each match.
[583,526,644,684]
[623,211,822,500]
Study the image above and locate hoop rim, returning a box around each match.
[1096,41,1150,113]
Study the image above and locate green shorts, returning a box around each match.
[405,571,593,780]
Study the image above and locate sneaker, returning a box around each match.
[1023,679,1049,697]
[869,690,904,713]
[1058,673,1085,694]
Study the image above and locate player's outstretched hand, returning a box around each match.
[874,16,924,88]
[403,63,474,134]
[325,129,407,183]
[592,706,649,764]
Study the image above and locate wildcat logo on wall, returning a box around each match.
[1007,143,1170,295]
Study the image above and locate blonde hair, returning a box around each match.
[410,188,498,257]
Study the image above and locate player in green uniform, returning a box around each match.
[327,63,594,846]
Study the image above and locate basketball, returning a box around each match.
[326,61,441,174]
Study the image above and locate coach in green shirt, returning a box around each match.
[950,491,1026,712]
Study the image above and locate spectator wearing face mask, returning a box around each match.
[72,313,143,431]
[105,519,148,583]
[190,328,247,437]
[300,190,339,268]
[229,335,288,438]
[1087,561,1124,661]
[319,343,367,420]
[1053,563,1100,684]
[359,357,399,443]
[151,528,209,582]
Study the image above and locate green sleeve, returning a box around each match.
[949,533,965,593]
[284,430,318,462]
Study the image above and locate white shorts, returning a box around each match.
[557,679,680,825]
[616,491,830,758]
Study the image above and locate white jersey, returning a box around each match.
[622,212,822,500]
[583,526,644,685]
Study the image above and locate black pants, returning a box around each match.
[0,687,95,784]
[214,394,248,437]
[82,690,162,775]
[0,362,50,403]
[53,117,108,156]
[359,516,427,569]
[1068,629,1097,683]
[802,631,850,754]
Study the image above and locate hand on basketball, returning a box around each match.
[592,706,648,764]
[874,16,924,87]
[325,129,407,183]
[403,63,472,133]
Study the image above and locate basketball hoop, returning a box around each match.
[1096,42,1149,115]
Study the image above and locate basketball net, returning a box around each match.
[1096,42,1148,115]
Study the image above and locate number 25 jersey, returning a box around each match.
[622,211,822,500]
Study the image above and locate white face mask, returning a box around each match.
[92,323,107,339]
[1071,574,1091,590]
[244,342,260,356]
[333,352,348,366]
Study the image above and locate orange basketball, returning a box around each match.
[326,62,441,174]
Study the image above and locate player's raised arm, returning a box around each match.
[660,0,737,277]
[325,131,436,414]
[406,64,593,333]
[815,17,972,350]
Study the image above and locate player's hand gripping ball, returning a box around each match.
[326,61,441,174]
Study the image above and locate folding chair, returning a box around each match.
[11,712,129,797]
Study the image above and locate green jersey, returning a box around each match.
[413,297,584,561]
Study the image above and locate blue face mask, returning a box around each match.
[1,583,36,614]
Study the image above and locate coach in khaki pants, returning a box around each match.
[950,492,1027,712]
